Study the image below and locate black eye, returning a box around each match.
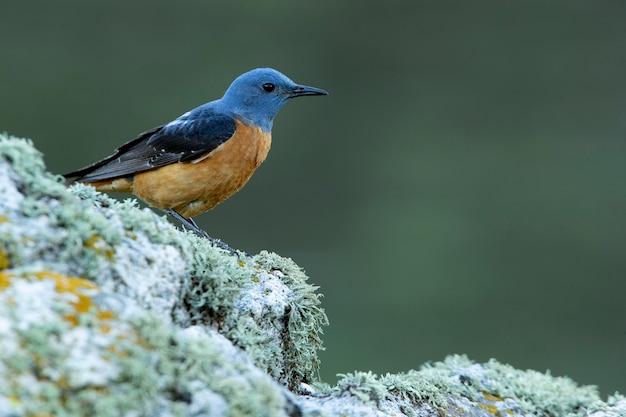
[262,83,275,92]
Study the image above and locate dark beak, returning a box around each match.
[289,84,329,98]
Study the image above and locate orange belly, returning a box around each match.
[91,119,271,218]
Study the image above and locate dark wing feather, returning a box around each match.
[64,115,237,183]
[63,125,163,180]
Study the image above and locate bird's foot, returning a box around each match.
[165,210,246,256]
[189,227,242,255]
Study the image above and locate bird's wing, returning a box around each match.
[64,115,237,183]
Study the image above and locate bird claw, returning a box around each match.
[189,227,242,256]
[165,209,247,257]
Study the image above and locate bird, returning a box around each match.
[64,68,328,249]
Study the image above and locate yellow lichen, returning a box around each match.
[483,393,503,402]
[0,271,117,328]
[34,271,98,323]
[85,235,116,260]
[0,250,10,269]
[479,392,505,416]
[0,271,12,289]
[478,403,500,415]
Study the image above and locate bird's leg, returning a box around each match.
[165,209,210,238]
[164,209,241,255]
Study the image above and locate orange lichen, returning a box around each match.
[33,271,98,323]
[0,271,116,328]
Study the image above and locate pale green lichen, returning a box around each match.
[334,371,391,405]
[330,368,460,410]
[471,357,602,415]
[0,135,124,277]
[254,251,329,387]
[0,270,293,417]
[0,135,50,191]
[328,355,605,416]
[0,134,328,392]
[181,241,328,389]
[126,316,292,417]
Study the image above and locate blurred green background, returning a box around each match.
[2,0,625,395]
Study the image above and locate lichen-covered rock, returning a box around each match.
[0,134,325,415]
[0,133,623,417]
[0,270,298,417]
[301,356,626,416]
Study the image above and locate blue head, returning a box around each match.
[216,68,328,131]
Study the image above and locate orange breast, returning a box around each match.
[127,119,271,218]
